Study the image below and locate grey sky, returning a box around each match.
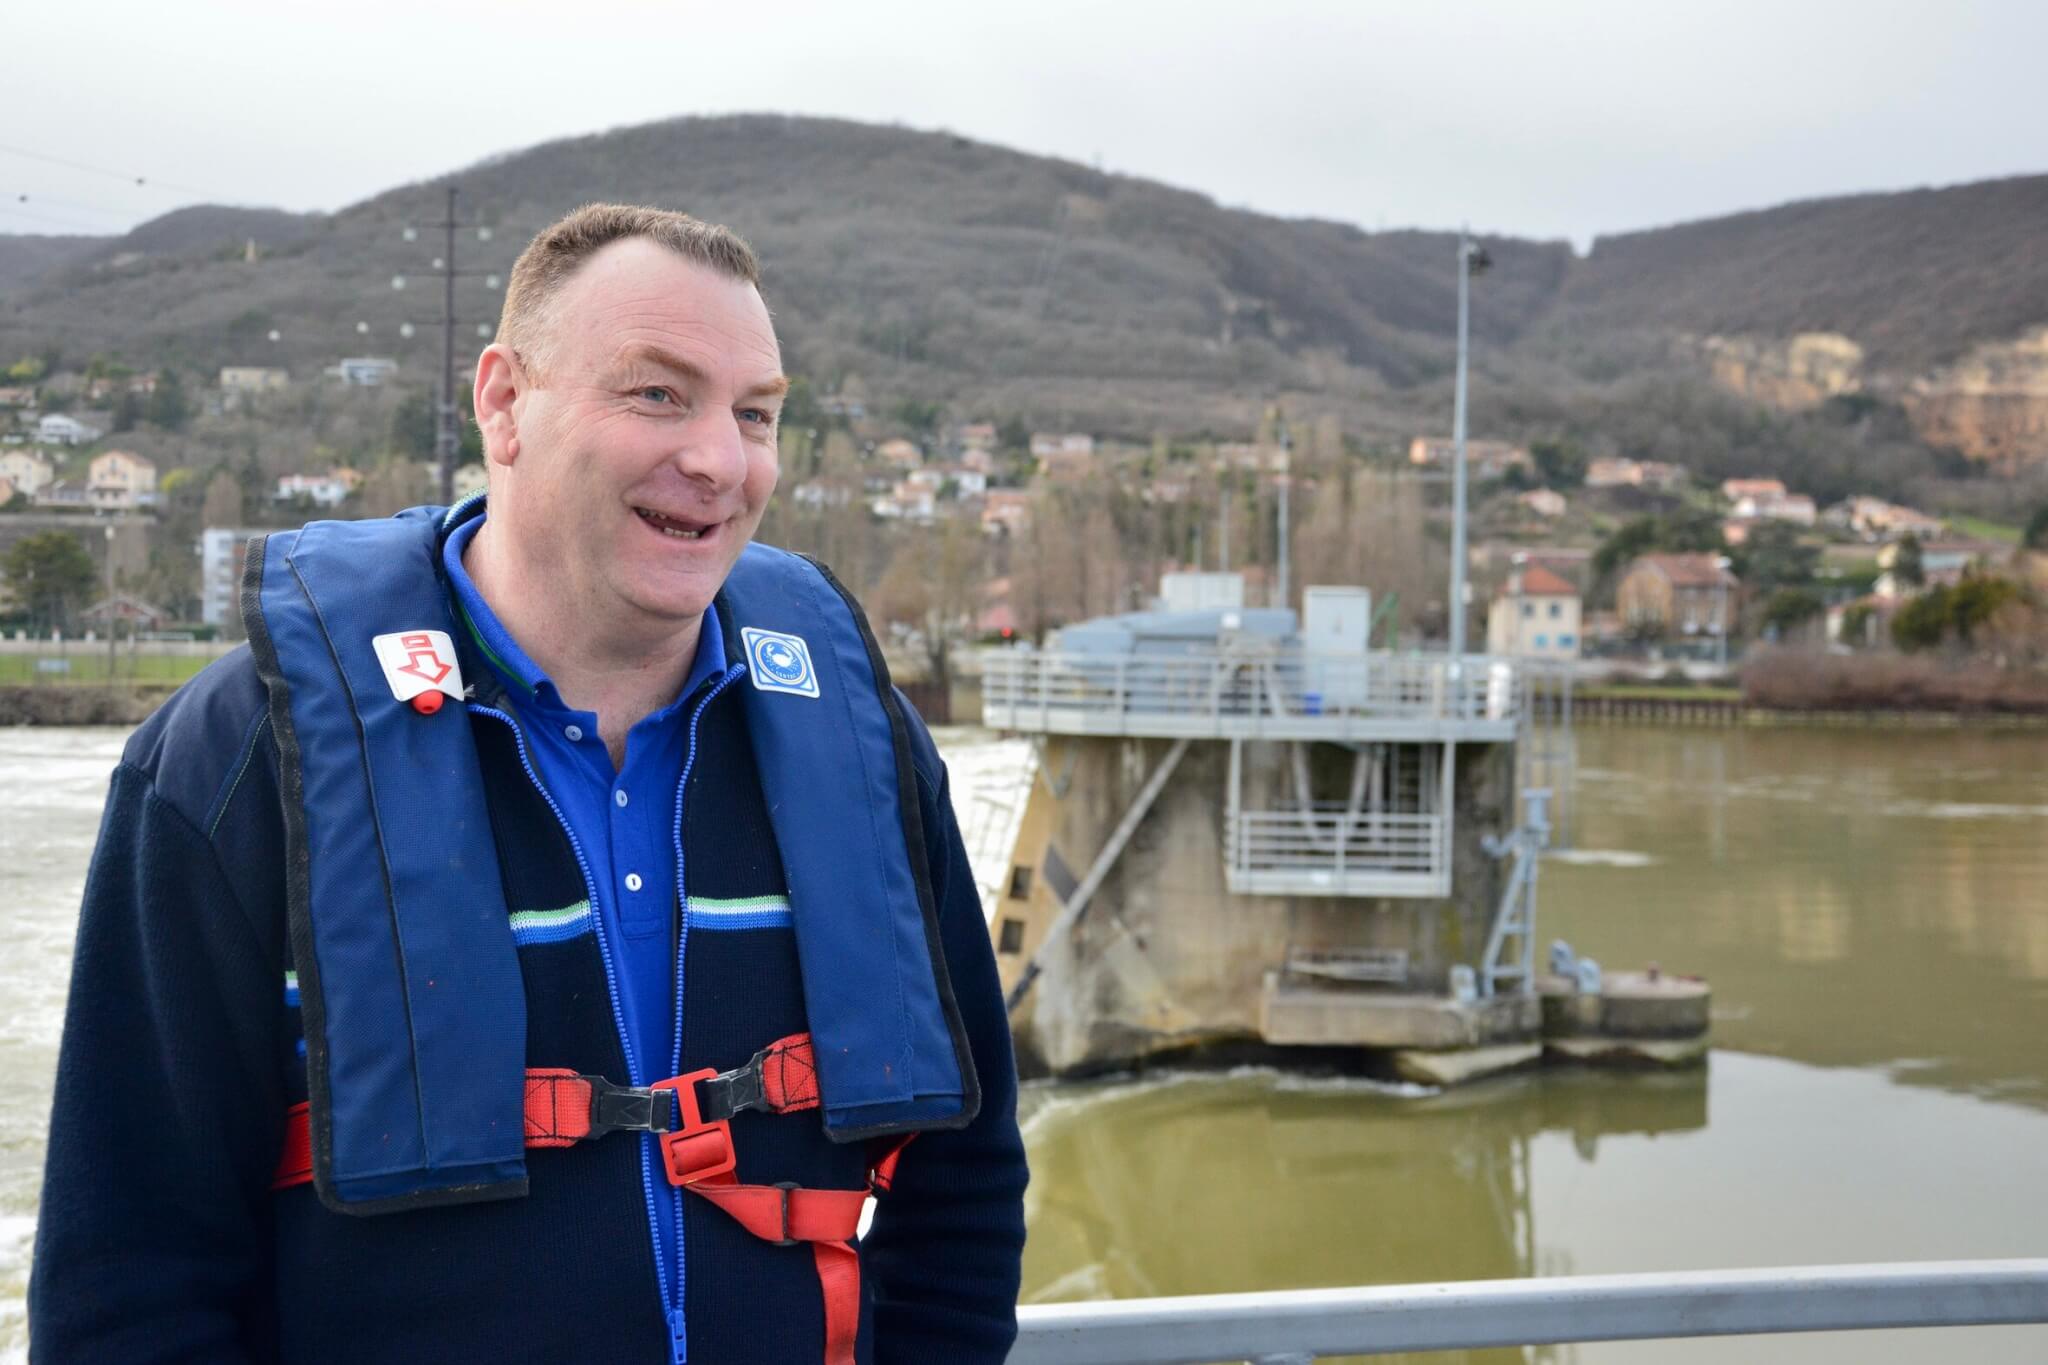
[7,0,2046,248]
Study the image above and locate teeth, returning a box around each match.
[638,508,706,540]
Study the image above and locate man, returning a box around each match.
[31,204,1027,1364]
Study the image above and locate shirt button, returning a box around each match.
[625,872,644,892]
[614,790,629,808]
[564,724,584,742]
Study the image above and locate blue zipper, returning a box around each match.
[665,663,748,1349]
[470,703,682,1359]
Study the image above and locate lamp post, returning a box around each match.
[1714,554,1733,670]
[1275,413,1292,613]
[103,524,116,680]
[1446,231,1491,666]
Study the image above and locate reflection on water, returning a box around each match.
[1020,726,2048,1363]
[1546,728,2048,1110]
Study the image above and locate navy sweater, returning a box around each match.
[29,600,1027,1363]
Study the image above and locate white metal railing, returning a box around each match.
[981,651,1520,737]
[1010,1260,2048,1364]
[1226,807,1448,897]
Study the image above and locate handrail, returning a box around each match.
[1010,1260,2048,1364]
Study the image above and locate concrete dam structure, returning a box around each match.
[982,574,1706,1084]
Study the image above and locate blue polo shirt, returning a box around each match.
[441,513,728,1085]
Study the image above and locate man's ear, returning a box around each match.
[474,344,525,467]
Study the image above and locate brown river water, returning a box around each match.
[4,724,2045,1362]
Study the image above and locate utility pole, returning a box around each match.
[439,186,458,506]
[1218,464,1231,572]
[395,188,501,506]
[1446,230,1490,663]
[1275,414,1292,612]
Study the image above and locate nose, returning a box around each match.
[673,409,749,497]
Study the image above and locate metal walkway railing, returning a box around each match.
[1010,1260,2048,1363]
[981,651,1522,741]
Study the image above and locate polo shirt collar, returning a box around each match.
[440,502,727,713]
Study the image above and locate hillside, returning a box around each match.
[0,115,2043,473]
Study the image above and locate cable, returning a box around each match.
[0,203,109,234]
[8,191,134,223]
[0,141,221,201]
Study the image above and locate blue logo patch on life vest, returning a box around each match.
[741,627,820,698]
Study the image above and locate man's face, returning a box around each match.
[502,238,784,634]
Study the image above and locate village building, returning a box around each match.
[37,413,103,446]
[1720,477,1787,504]
[1030,432,1094,459]
[1407,436,1533,481]
[1487,562,1582,660]
[0,450,55,496]
[275,472,353,508]
[875,438,923,469]
[956,422,998,449]
[958,447,995,475]
[981,489,1032,536]
[1586,457,1688,491]
[0,385,36,409]
[327,357,399,387]
[1826,496,1946,542]
[1731,490,1816,525]
[0,475,14,505]
[219,366,291,394]
[1873,539,2007,600]
[790,479,854,509]
[199,527,267,628]
[1517,488,1567,518]
[80,594,171,635]
[88,450,158,509]
[1617,553,1740,637]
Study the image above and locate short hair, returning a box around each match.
[495,203,761,374]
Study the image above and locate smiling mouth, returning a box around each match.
[635,507,718,541]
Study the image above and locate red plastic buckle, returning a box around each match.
[651,1069,735,1187]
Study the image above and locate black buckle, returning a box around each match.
[586,1076,671,1137]
[697,1058,765,1123]
[771,1181,800,1246]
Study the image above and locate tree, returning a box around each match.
[1593,510,1723,581]
[2024,505,2048,552]
[1761,587,1824,635]
[1734,522,1819,593]
[996,414,1030,454]
[869,518,985,690]
[4,530,98,631]
[1530,438,1588,489]
[145,369,190,432]
[112,388,144,434]
[202,470,246,529]
[1890,576,2024,652]
[1892,534,1925,589]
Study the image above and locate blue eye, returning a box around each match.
[739,407,771,426]
[638,387,675,404]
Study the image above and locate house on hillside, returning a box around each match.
[276,472,352,508]
[0,451,55,496]
[1732,491,1816,525]
[88,450,158,509]
[37,413,102,446]
[982,489,1032,536]
[0,386,36,409]
[1408,437,1532,481]
[1873,539,2006,600]
[1030,432,1094,459]
[1826,496,1946,542]
[1517,488,1567,518]
[220,366,290,394]
[1487,562,1581,660]
[1617,553,1739,637]
[1585,456,1686,491]
[1720,477,1787,504]
[956,422,997,450]
[200,528,267,629]
[876,438,923,469]
[327,357,398,387]
[0,475,15,506]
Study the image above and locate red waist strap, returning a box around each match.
[271,1031,911,1365]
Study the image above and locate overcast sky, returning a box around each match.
[7,0,2045,249]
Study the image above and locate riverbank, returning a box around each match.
[0,684,181,726]
[1572,688,2048,728]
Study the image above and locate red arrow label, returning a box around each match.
[394,631,451,685]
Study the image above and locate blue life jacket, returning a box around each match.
[242,503,977,1214]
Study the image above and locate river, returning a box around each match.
[3,724,2046,1362]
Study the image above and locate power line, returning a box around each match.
[8,190,135,222]
[0,140,223,201]
[0,203,109,234]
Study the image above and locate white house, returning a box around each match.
[200,527,263,628]
[275,473,352,508]
[219,366,290,394]
[1486,562,1583,661]
[0,450,55,495]
[37,413,102,446]
[328,357,399,387]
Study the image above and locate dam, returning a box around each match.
[980,571,1706,1084]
